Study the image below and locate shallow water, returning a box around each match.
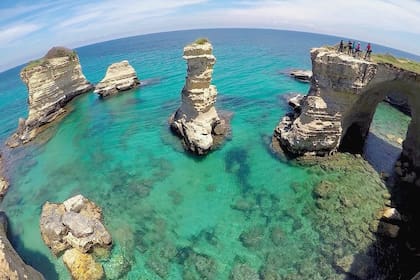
[0,29,416,279]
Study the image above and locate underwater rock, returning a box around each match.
[94,60,140,97]
[239,226,264,248]
[169,39,230,155]
[230,263,259,280]
[103,252,132,279]
[269,226,285,246]
[377,221,400,238]
[40,194,112,255]
[7,46,93,147]
[334,254,374,279]
[146,255,169,278]
[63,248,104,280]
[0,211,45,280]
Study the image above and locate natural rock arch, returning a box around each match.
[273,47,420,182]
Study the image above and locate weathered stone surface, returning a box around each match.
[273,47,420,176]
[0,154,9,198]
[94,60,140,97]
[290,69,312,83]
[40,194,111,255]
[170,40,230,155]
[7,47,93,147]
[0,211,45,279]
[377,221,400,238]
[63,248,104,280]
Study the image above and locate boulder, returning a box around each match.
[63,248,104,280]
[40,194,112,255]
[169,39,230,155]
[0,211,45,279]
[94,60,140,97]
[7,47,93,147]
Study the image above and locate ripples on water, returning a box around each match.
[0,29,416,279]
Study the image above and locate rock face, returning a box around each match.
[63,249,104,280]
[0,211,45,279]
[40,194,111,279]
[273,47,420,176]
[169,40,229,155]
[7,47,93,148]
[290,70,312,83]
[0,154,9,199]
[94,60,140,97]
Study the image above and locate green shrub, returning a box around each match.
[194,38,210,45]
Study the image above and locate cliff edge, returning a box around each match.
[273,47,420,182]
[6,47,93,147]
[169,39,229,155]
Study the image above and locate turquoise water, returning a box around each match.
[0,29,417,279]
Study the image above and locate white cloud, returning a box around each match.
[0,23,41,44]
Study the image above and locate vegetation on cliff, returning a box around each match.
[372,53,420,74]
[194,37,210,45]
[23,47,78,72]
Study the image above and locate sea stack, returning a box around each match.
[170,38,229,155]
[6,47,93,148]
[0,212,45,279]
[94,60,140,97]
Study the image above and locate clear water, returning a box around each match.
[0,29,416,279]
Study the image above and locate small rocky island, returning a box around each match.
[40,194,112,280]
[94,60,140,97]
[170,38,229,155]
[7,47,93,148]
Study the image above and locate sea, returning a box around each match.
[0,29,417,279]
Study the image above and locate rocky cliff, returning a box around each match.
[273,47,420,181]
[169,40,229,155]
[0,212,45,279]
[6,47,93,147]
[0,154,9,199]
[94,60,140,97]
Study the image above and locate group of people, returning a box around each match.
[337,40,372,60]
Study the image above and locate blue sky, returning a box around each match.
[0,0,419,72]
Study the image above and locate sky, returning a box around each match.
[0,0,419,72]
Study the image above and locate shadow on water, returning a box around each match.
[363,132,403,175]
[8,224,59,279]
[225,147,252,193]
[345,135,420,279]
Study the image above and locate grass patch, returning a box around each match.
[372,53,420,74]
[194,37,210,45]
[23,59,49,71]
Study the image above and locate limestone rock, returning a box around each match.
[377,221,400,238]
[381,207,402,222]
[170,39,230,155]
[94,60,140,97]
[40,194,112,255]
[290,69,312,83]
[63,248,104,280]
[7,47,93,147]
[0,154,9,198]
[272,47,420,177]
[0,211,45,279]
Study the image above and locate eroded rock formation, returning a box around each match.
[7,47,93,147]
[40,194,111,279]
[169,40,229,155]
[0,154,9,199]
[273,47,420,181]
[0,211,45,279]
[94,60,140,97]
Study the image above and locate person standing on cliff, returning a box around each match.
[364,43,372,60]
[338,40,344,52]
[347,40,353,55]
[355,42,361,58]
